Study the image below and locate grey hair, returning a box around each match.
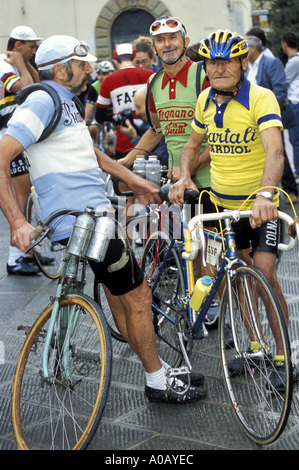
[38,59,73,81]
[246,36,263,52]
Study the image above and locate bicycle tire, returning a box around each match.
[11,293,112,450]
[219,265,292,445]
[24,191,65,279]
[94,214,151,342]
[141,231,189,368]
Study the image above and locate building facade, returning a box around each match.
[0,0,253,61]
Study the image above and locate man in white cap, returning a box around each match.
[95,43,154,159]
[0,25,42,275]
[0,34,206,403]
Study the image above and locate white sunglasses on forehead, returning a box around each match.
[150,17,185,35]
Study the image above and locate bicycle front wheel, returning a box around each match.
[11,293,112,450]
[219,266,292,445]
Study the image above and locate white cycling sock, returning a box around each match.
[7,246,26,265]
[145,366,167,390]
[145,358,186,390]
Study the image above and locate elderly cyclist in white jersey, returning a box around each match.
[0,34,207,404]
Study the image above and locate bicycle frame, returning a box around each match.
[28,206,119,383]
[150,213,244,341]
[150,206,299,348]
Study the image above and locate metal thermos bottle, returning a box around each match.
[67,206,95,257]
[133,156,146,179]
[146,155,160,186]
[85,206,116,262]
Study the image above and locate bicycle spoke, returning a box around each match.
[11,295,112,450]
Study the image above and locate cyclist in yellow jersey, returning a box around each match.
[169,30,298,389]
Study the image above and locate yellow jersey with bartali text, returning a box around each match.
[191,77,283,209]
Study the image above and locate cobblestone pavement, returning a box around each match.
[1,195,299,451]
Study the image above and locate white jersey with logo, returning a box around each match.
[5,80,109,241]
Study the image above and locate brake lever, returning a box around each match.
[112,178,134,197]
[25,224,52,254]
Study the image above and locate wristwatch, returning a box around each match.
[255,191,273,201]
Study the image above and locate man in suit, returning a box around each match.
[282,31,299,182]
[246,34,298,204]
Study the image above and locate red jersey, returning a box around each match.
[96,66,153,154]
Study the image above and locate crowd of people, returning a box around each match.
[0,15,299,402]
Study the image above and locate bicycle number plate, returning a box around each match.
[206,237,222,266]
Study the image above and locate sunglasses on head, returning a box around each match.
[72,41,90,57]
[150,18,182,34]
[38,41,90,68]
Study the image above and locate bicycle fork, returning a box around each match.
[42,254,80,384]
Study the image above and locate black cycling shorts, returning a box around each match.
[233,216,279,255]
[10,153,29,178]
[89,238,144,295]
[211,204,279,256]
[61,236,142,296]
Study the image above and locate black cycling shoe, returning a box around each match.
[227,348,272,376]
[6,257,40,275]
[27,254,55,266]
[227,357,244,376]
[145,383,207,404]
[266,361,299,393]
[177,372,205,387]
[224,324,234,348]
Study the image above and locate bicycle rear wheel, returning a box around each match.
[219,266,292,445]
[11,293,112,450]
[141,232,189,368]
[25,191,65,279]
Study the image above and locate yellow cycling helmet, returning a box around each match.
[198,29,248,60]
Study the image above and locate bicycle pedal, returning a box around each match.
[17,325,31,336]
[17,324,47,339]
[166,366,191,379]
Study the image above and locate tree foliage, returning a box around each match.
[268,0,299,60]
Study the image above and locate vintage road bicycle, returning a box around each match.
[140,184,299,445]
[11,206,117,450]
